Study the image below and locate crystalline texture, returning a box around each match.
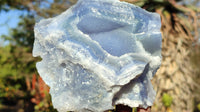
[33,0,162,111]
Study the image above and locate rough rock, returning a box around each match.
[33,0,162,111]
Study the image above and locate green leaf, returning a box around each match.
[162,93,173,107]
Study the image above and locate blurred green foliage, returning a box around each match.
[197,103,200,111]
[162,93,173,108]
[0,45,38,111]
[2,15,35,47]
[0,45,34,93]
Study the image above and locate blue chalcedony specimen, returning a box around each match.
[33,0,162,111]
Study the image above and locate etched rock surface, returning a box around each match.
[33,0,162,111]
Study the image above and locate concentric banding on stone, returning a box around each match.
[33,0,162,111]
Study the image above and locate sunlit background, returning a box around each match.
[0,0,199,112]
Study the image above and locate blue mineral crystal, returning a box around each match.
[33,0,162,111]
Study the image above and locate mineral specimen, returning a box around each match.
[33,0,162,111]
